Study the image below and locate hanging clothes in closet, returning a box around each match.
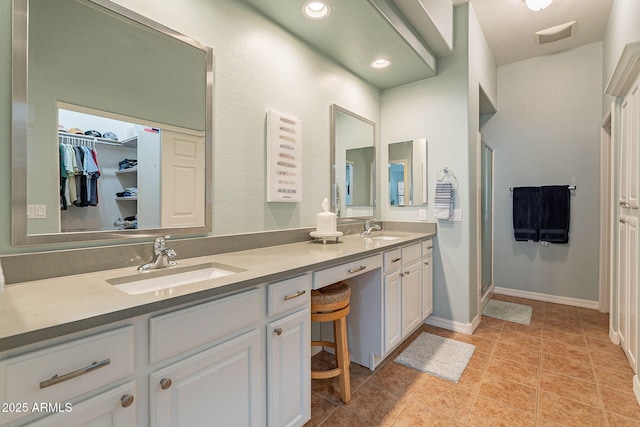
[58,134,101,210]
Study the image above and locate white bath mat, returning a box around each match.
[394,332,475,383]
[482,300,533,325]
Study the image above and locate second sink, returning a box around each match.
[108,262,246,295]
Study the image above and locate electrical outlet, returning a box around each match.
[418,209,427,221]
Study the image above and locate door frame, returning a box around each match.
[600,106,613,314]
[477,133,495,311]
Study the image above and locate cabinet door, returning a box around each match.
[401,261,422,337]
[150,329,261,427]
[421,255,433,320]
[267,309,310,427]
[384,271,402,353]
[26,382,136,427]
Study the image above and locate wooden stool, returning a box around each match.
[311,281,351,403]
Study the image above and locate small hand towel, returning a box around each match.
[539,185,570,243]
[434,181,453,219]
[512,187,540,242]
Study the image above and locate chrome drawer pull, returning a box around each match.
[284,290,306,301]
[39,358,111,389]
[348,266,366,274]
[121,394,135,408]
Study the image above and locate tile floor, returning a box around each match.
[306,295,640,426]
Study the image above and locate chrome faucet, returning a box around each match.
[360,219,382,236]
[138,235,177,271]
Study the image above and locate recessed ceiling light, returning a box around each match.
[524,0,553,11]
[302,1,331,20]
[370,58,391,69]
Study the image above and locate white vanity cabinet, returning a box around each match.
[0,326,135,426]
[383,243,422,353]
[148,288,262,427]
[266,275,311,427]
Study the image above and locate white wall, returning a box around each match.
[381,5,472,324]
[0,0,381,253]
[481,42,603,303]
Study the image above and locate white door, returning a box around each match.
[627,216,638,370]
[267,309,310,427]
[401,261,422,336]
[161,130,205,227]
[150,329,261,427]
[618,217,629,352]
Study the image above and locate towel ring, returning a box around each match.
[437,167,458,189]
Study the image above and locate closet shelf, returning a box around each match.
[115,196,138,201]
[114,167,138,175]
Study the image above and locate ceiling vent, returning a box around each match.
[535,21,576,45]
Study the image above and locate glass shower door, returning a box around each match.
[481,142,493,294]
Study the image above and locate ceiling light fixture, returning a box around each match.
[524,0,553,11]
[302,1,331,20]
[370,58,391,69]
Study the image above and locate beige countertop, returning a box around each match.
[0,230,434,352]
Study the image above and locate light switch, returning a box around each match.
[27,205,34,219]
[418,209,427,221]
[452,209,462,222]
[35,205,47,219]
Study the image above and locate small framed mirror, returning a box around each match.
[330,105,376,217]
[388,138,428,206]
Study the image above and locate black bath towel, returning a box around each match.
[512,187,540,242]
[539,185,571,244]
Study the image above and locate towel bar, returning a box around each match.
[510,185,576,192]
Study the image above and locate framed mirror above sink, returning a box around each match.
[388,138,428,207]
[331,104,376,218]
[11,0,213,245]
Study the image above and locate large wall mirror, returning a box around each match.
[331,105,376,218]
[11,0,213,245]
[388,138,428,206]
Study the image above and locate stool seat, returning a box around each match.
[311,281,351,403]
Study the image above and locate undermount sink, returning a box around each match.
[370,235,401,241]
[107,262,246,295]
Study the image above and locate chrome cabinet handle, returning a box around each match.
[391,257,401,263]
[284,290,306,301]
[160,378,172,390]
[348,265,366,274]
[121,394,135,408]
[39,358,111,389]
[274,328,283,336]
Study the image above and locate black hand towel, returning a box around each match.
[512,187,540,242]
[539,185,570,244]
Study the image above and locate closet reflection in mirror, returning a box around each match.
[331,105,376,217]
[388,138,428,206]
[55,104,205,234]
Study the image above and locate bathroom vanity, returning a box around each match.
[0,230,434,426]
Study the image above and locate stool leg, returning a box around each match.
[334,316,351,403]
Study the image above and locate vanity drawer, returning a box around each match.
[313,254,383,289]
[1,327,134,423]
[402,243,422,264]
[422,239,434,257]
[384,248,403,272]
[149,288,260,364]
[268,274,311,317]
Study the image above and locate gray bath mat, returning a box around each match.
[394,333,475,383]
[482,299,533,325]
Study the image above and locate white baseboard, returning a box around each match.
[425,315,479,335]
[609,329,621,345]
[634,375,640,406]
[493,286,599,310]
[481,285,495,309]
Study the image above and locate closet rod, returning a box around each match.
[509,185,576,191]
